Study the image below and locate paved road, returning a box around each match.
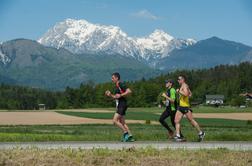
[0,141,252,150]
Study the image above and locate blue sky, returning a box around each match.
[1,0,252,45]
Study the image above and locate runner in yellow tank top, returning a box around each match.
[174,75,205,142]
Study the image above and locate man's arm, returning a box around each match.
[188,88,192,97]
[179,84,190,97]
[107,92,119,99]
[162,90,175,103]
[105,83,132,99]
[116,88,132,98]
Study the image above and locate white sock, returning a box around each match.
[199,131,203,135]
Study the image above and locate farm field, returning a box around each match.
[0,106,251,142]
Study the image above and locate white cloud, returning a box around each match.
[131,9,160,20]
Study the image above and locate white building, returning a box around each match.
[205,95,224,106]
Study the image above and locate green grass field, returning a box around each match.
[130,106,252,113]
[0,106,251,142]
[0,148,251,166]
[57,105,251,113]
[0,117,251,142]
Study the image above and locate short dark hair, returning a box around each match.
[178,75,186,81]
[112,72,120,80]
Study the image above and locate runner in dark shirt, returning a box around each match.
[105,72,134,142]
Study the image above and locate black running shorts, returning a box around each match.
[178,106,192,114]
[116,100,128,116]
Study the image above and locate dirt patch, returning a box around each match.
[0,111,251,125]
[193,113,252,120]
[54,109,113,113]
[0,112,147,125]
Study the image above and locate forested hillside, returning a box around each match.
[0,62,251,109]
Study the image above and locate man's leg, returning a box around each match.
[119,116,134,141]
[172,111,185,138]
[113,113,128,133]
[119,116,130,134]
[159,109,173,133]
[185,111,205,141]
[185,111,201,132]
[159,109,174,138]
[174,111,184,138]
[170,111,176,129]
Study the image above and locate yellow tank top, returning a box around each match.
[179,95,190,107]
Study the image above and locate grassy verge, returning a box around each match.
[0,119,251,142]
[130,106,252,113]
[56,110,161,120]
[0,148,251,166]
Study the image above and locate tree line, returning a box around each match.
[0,62,251,110]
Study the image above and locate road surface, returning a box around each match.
[0,141,252,150]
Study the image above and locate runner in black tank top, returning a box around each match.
[105,72,134,142]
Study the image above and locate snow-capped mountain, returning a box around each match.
[135,29,196,60]
[38,19,196,61]
[0,48,11,65]
[38,19,140,58]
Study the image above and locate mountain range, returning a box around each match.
[38,19,196,63]
[0,19,251,90]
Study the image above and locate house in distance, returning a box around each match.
[205,95,225,107]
